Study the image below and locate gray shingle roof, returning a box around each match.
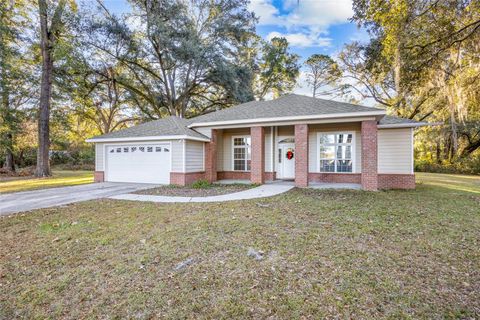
[88,116,209,141]
[88,95,425,142]
[378,115,425,126]
[189,94,385,125]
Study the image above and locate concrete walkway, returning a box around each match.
[0,182,159,216]
[109,183,294,203]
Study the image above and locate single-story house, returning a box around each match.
[86,94,428,190]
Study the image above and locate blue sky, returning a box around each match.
[101,0,369,96]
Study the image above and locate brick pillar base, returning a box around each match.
[295,124,309,187]
[205,129,218,183]
[251,126,265,184]
[94,171,104,182]
[361,120,378,191]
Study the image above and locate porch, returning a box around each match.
[204,120,378,191]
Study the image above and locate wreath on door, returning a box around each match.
[286,149,294,160]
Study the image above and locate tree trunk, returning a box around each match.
[35,0,53,177]
[4,133,15,172]
[436,140,441,164]
[0,39,15,172]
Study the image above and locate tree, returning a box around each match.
[255,37,300,100]
[36,0,74,177]
[72,64,138,134]
[345,0,480,164]
[0,0,32,172]
[304,54,342,98]
[82,0,256,119]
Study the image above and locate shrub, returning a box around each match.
[50,151,73,165]
[415,153,480,175]
[191,179,212,189]
[50,147,95,166]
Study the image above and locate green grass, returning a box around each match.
[0,173,479,318]
[0,170,93,193]
[416,171,480,194]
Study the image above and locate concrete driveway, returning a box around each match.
[0,182,158,216]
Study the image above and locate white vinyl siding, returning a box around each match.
[308,123,361,173]
[171,140,184,172]
[378,128,413,174]
[95,143,104,171]
[185,140,204,172]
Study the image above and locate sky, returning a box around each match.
[101,0,370,97]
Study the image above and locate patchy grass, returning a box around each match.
[0,173,479,318]
[135,183,253,197]
[0,170,93,194]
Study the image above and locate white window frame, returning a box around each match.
[317,131,356,173]
[232,135,251,171]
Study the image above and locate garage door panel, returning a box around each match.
[106,144,171,184]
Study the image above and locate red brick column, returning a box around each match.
[94,171,104,182]
[205,129,218,183]
[251,126,265,184]
[295,124,309,187]
[361,120,378,191]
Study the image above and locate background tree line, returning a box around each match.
[0,0,479,176]
[0,0,300,176]
[304,0,480,173]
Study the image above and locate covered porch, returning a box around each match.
[203,120,378,191]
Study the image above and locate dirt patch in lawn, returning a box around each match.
[134,184,254,197]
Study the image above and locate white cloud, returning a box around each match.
[285,0,353,30]
[266,31,331,48]
[247,0,282,25]
[249,0,353,48]
[249,0,353,29]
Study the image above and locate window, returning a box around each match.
[147,146,153,152]
[279,137,294,144]
[131,147,137,152]
[233,136,251,171]
[155,146,162,152]
[318,132,354,173]
[123,147,129,153]
[116,147,122,153]
[139,147,145,152]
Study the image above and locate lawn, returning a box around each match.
[0,173,479,318]
[0,170,93,193]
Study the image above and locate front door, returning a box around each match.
[278,143,295,179]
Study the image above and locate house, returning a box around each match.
[86,94,428,190]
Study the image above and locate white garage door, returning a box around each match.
[106,144,171,184]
